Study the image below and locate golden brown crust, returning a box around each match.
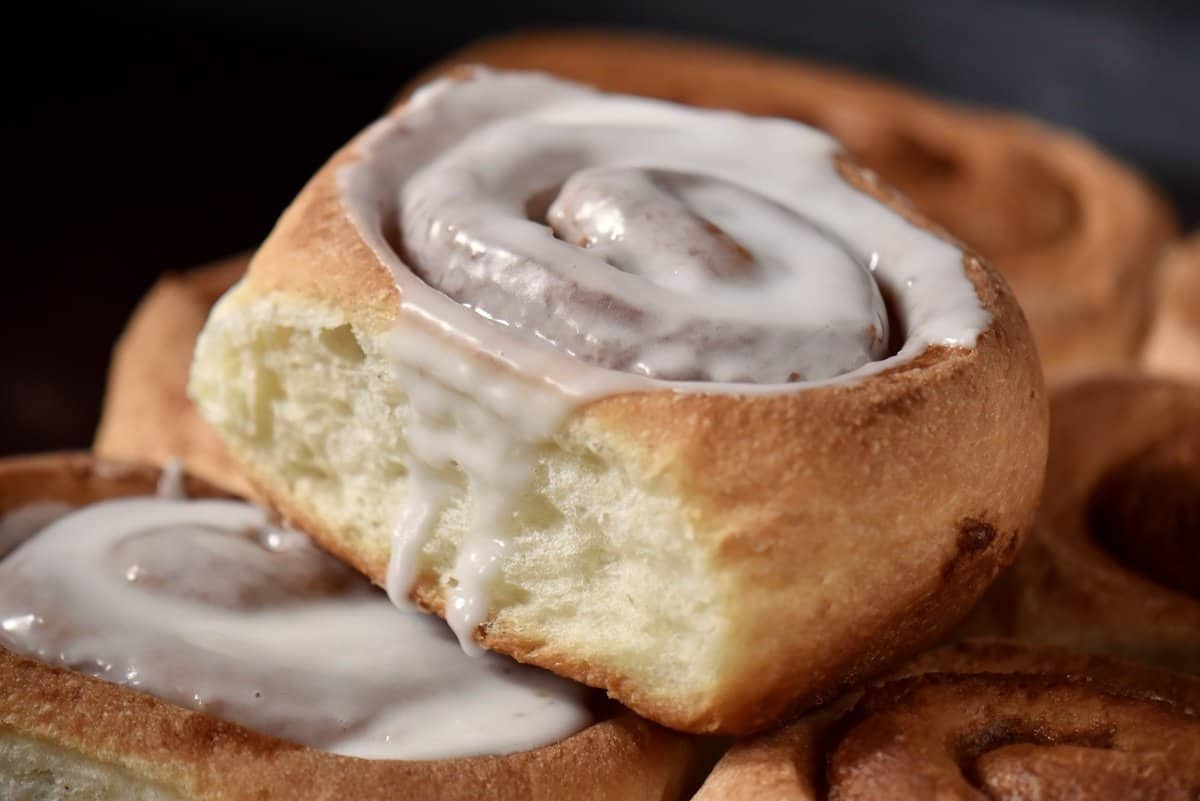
[221,61,1048,735]
[416,29,1177,378]
[694,640,1200,800]
[0,453,700,801]
[559,257,1044,733]
[244,163,402,333]
[95,255,251,495]
[964,375,1200,672]
[1143,232,1200,381]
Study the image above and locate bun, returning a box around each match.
[190,68,1046,733]
[0,453,699,801]
[425,30,1176,378]
[95,254,251,495]
[964,375,1200,671]
[694,639,1200,800]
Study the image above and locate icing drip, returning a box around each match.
[0,495,591,759]
[383,324,570,651]
[337,69,992,652]
[155,458,187,499]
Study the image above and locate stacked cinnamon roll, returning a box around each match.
[5,30,1197,801]
[694,640,1200,800]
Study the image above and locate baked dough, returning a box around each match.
[189,69,1047,734]
[424,30,1177,379]
[1143,232,1200,381]
[0,453,699,801]
[693,639,1200,800]
[95,254,250,495]
[963,375,1200,672]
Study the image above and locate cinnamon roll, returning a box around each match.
[1143,232,1200,381]
[96,253,251,494]
[189,68,1046,734]
[965,375,1200,672]
[694,639,1200,800]
[0,453,697,801]
[427,30,1177,378]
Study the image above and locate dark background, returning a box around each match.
[6,0,1199,454]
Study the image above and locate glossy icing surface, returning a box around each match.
[337,69,992,648]
[0,495,592,760]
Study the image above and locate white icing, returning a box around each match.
[155,458,186,499]
[382,323,572,653]
[0,496,591,760]
[0,501,73,559]
[403,135,889,383]
[336,69,993,650]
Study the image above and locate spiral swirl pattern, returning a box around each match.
[0,495,590,759]
[694,641,1200,800]
[426,33,1178,378]
[347,68,987,386]
[831,673,1200,799]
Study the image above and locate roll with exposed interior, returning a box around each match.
[0,453,699,801]
[190,68,1048,734]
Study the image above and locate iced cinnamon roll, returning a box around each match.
[189,68,1046,734]
[965,375,1200,672]
[694,639,1200,800]
[0,453,697,801]
[429,31,1177,378]
[96,254,250,494]
[1143,232,1200,381]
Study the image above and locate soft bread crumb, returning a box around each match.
[191,287,728,714]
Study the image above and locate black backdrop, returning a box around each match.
[7,0,1199,454]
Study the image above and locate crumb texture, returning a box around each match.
[190,289,727,715]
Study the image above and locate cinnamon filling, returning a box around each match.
[1087,424,1200,599]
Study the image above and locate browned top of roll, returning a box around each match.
[0,453,698,801]
[94,254,250,495]
[417,29,1177,376]
[695,639,1200,801]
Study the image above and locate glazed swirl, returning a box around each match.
[350,68,987,386]
[328,68,996,651]
[0,495,591,759]
[401,113,888,382]
[430,33,1179,379]
[694,641,1200,800]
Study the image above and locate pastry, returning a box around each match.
[189,68,1047,734]
[964,374,1200,671]
[425,30,1177,378]
[98,29,1174,486]
[95,253,251,494]
[1143,232,1200,381]
[693,639,1200,800]
[0,453,698,801]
